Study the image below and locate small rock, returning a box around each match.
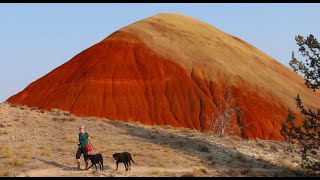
[292,162,299,167]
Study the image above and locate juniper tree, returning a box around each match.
[281,34,320,171]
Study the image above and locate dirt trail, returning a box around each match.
[17,165,195,177]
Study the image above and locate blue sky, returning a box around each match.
[1,3,319,102]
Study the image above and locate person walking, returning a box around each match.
[76,125,95,170]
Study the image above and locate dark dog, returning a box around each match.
[112,152,135,171]
[85,153,104,171]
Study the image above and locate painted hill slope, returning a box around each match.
[7,13,320,140]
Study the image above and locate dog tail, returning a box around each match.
[130,157,135,164]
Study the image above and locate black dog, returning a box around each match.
[85,153,104,171]
[112,152,135,171]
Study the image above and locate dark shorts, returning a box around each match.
[76,148,88,161]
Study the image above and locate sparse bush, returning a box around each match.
[60,117,68,121]
[180,173,195,177]
[206,89,247,137]
[57,145,69,153]
[206,154,214,161]
[148,133,156,139]
[2,150,14,159]
[19,105,28,110]
[162,125,172,129]
[41,146,52,156]
[52,117,76,122]
[30,107,38,111]
[198,143,210,153]
[236,152,248,163]
[20,144,31,150]
[9,104,18,108]
[230,135,242,141]
[90,133,95,138]
[0,129,7,135]
[206,155,216,166]
[21,152,33,159]
[149,170,161,176]
[63,134,77,143]
[63,112,71,116]
[50,108,63,116]
[270,144,279,152]
[5,158,27,167]
[176,141,186,148]
[0,169,13,176]
[179,127,192,134]
[224,169,240,176]
[256,139,269,149]
[247,170,264,176]
[0,123,5,128]
[192,166,208,176]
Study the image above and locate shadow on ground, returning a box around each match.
[37,157,111,172]
[107,121,315,177]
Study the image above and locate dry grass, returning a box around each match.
[230,135,242,141]
[39,110,47,114]
[0,169,13,176]
[256,139,269,149]
[206,154,216,166]
[246,170,267,177]
[52,117,76,122]
[19,105,28,110]
[270,143,280,152]
[63,133,77,143]
[0,129,8,135]
[30,107,38,111]
[148,170,161,176]
[2,151,15,159]
[85,117,103,122]
[5,158,28,167]
[50,108,64,116]
[178,127,192,134]
[161,125,173,129]
[0,145,15,159]
[192,166,208,176]
[0,103,314,177]
[235,152,248,163]
[19,144,33,159]
[20,144,31,150]
[9,104,18,108]
[180,172,195,177]
[57,145,69,153]
[198,142,210,153]
[21,151,33,159]
[40,146,52,156]
[223,169,241,176]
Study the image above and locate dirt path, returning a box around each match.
[17,165,196,177]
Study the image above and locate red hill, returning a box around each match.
[7,13,320,140]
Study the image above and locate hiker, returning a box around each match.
[76,125,95,170]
